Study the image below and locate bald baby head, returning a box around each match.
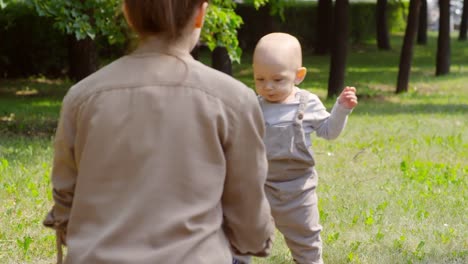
[253,32,303,69]
[252,33,307,103]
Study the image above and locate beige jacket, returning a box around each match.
[44,38,274,264]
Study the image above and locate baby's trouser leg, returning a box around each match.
[267,187,323,264]
[232,253,252,264]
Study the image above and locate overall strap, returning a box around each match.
[295,91,309,122]
[257,95,265,109]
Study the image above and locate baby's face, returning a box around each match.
[253,57,297,103]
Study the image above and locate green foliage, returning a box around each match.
[266,0,288,20]
[350,1,408,43]
[202,0,244,63]
[201,0,274,62]
[24,0,282,63]
[23,0,274,63]
[245,0,269,9]
[0,0,21,9]
[245,0,287,19]
[0,2,67,78]
[28,0,126,44]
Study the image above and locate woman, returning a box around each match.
[43,1,274,263]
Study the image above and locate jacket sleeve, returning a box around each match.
[221,90,275,257]
[43,94,78,245]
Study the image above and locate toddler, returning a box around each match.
[235,32,358,264]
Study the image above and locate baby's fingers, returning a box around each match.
[343,91,357,99]
[344,86,357,93]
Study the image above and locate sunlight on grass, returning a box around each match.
[30,101,61,108]
[347,67,398,73]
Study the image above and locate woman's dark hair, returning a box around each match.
[124,0,206,39]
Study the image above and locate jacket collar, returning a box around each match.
[132,36,194,60]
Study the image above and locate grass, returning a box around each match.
[0,138,55,263]
[0,77,68,136]
[1,33,467,263]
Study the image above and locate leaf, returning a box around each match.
[416,240,425,252]
[87,31,96,39]
[28,0,251,58]
[1,158,9,169]
[17,235,32,253]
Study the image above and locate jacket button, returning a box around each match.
[297,113,304,120]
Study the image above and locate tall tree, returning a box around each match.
[376,0,391,50]
[207,0,280,74]
[396,0,421,93]
[417,0,428,44]
[68,36,97,82]
[212,47,232,75]
[66,0,98,81]
[28,0,125,81]
[436,0,451,76]
[459,0,468,41]
[206,0,268,74]
[328,0,350,98]
[315,0,333,55]
[203,0,243,67]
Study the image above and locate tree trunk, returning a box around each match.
[315,0,333,55]
[211,46,232,76]
[436,0,451,76]
[67,36,98,82]
[417,0,428,44]
[459,0,468,41]
[376,0,391,50]
[328,0,349,98]
[396,0,421,94]
[68,0,97,82]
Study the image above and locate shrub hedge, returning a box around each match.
[0,2,67,78]
[0,1,408,78]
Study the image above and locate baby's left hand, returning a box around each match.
[338,86,358,109]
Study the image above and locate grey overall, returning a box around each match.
[263,92,323,264]
[232,92,324,264]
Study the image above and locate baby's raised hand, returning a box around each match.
[338,86,358,109]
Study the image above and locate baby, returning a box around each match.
[236,32,358,264]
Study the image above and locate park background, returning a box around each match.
[0,0,467,263]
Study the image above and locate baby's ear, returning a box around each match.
[295,67,307,85]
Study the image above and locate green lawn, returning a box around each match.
[1,34,467,263]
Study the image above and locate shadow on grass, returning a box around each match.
[0,119,57,137]
[0,104,59,136]
[0,78,69,98]
[0,100,59,136]
[0,78,68,136]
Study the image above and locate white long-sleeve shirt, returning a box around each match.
[259,88,352,147]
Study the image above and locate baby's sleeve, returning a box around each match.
[304,95,352,140]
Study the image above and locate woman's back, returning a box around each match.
[49,38,273,263]
[45,1,274,263]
